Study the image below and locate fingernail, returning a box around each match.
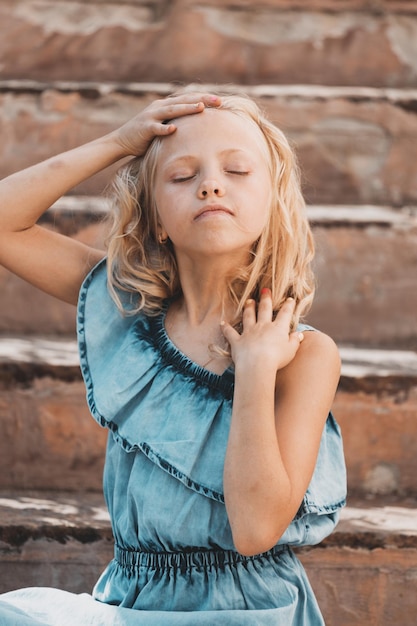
[210,95,219,102]
[261,288,270,295]
[298,333,304,342]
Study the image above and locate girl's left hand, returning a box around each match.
[221,289,304,373]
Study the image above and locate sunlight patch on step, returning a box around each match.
[0,496,110,523]
[340,506,417,535]
[339,346,417,377]
[0,497,79,516]
[1,338,417,377]
[14,3,153,36]
[0,337,79,366]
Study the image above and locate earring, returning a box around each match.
[158,232,168,244]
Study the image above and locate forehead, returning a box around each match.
[158,108,270,163]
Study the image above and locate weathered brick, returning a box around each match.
[0,491,112,594]
[0,1,417,86]
[300,546,417,626]
[335,380,417,496]
[308,218,417,347]
[0,377,106,491]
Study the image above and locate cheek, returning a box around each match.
[155,201,184,239]
[154,187,176,229]
[246,186,272,231]
[249,212,270,239]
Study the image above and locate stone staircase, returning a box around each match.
[1,1,417,624]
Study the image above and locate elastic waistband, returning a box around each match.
[114,544,289,571]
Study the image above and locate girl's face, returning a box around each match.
[153,108,272,264]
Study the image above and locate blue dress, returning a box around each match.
[0,259,346,625]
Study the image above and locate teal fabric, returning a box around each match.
[0,259,346,625]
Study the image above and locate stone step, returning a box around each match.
[299,496,417,625]
[0,1,416,88]
[1,81,417,206]
[0,337,417,496]
[0,336,105,493]
[1,197,416,347]
[0,491,415,626]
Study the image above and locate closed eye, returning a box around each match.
[226,170,249,176]
[172,175,195,183]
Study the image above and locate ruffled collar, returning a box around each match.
[135,307,235,401]
[77,259,346,512]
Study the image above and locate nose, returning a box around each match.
[197,178,225,199]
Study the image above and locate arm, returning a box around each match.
[221,292,341,556]
[0,93,221,304]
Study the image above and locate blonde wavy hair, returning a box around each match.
[106,93,315,329]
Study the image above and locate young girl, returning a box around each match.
[0,90,346,625]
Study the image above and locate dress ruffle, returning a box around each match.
[77,259,346,516]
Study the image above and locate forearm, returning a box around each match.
[223,365,292,556]
[222,297,341,557]
[0,131,125,232]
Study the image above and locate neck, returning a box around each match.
[174,256,239,325]
[164,254,243,373]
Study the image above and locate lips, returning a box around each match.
[194,204,234,220]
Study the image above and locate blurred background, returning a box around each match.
[0,1,416,624]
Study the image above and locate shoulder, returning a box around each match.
[300,328,340,366]
[296,322,340,362]
[277,329,341,393]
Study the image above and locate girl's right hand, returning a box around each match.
[112,92,221,158]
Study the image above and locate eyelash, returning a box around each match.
[172,176,194,183]
[172,171,249,183]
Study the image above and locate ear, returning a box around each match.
[158,229,169,244]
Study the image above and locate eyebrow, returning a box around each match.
[164,149,252,168]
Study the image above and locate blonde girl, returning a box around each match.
[0,90,346,625]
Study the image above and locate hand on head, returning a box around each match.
[114,92,221,158]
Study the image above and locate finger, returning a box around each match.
[242,299,256,329]
[158,101,205,122]
[220,320,239,345]
[154,94,221,123]
[166,93,221,108]
[291,331,304,345]
[198,94,221,108]
[257,288,273,323]
[146,121,177,137]
[288,331,304,354]
[139,103,204,140]
[274,297,296,328]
